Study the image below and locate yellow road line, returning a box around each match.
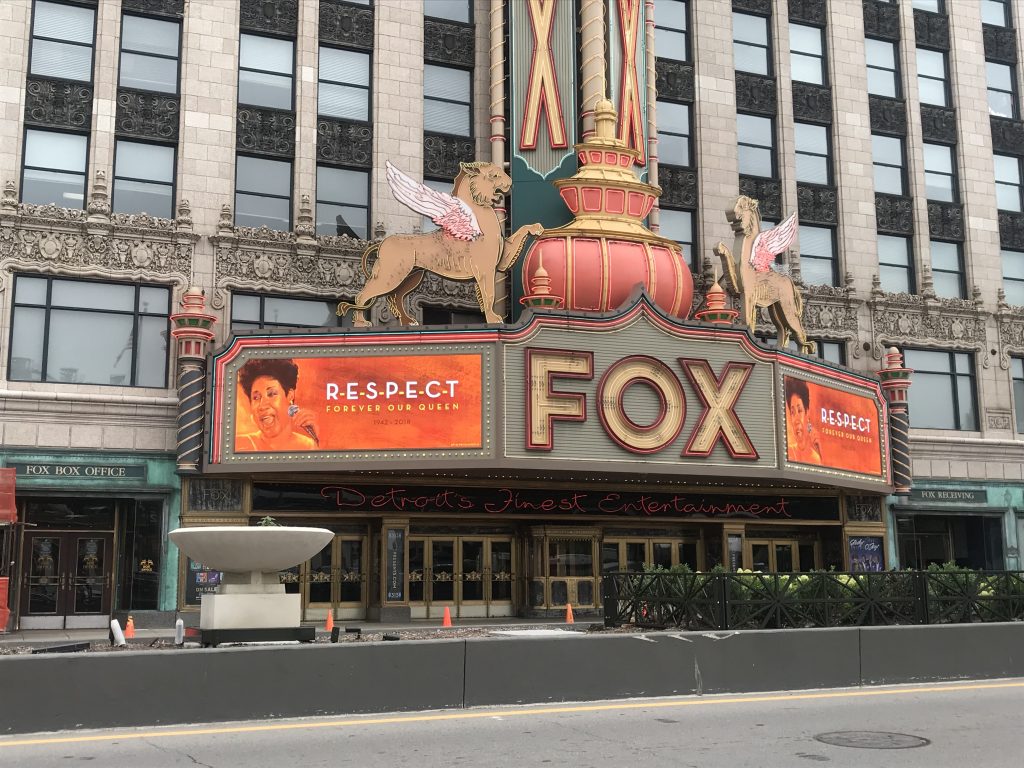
[2,680,1022,748]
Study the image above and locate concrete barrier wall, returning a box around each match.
[1,624,1021,735]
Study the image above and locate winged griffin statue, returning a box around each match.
[337,161,543,326]
[713,195,816,354]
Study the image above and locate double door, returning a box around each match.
[408,536,514,619]
[282,535,367,621]
[20,531,114,629]
[601,538,702,573]
[747,538,818,572]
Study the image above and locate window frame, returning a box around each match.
[656,98,692,168]
[423,0,473,24]
[654,0,689,63]
[112,137,177,219]
[737,112,775,179]
[794,121,832,185]
[865,37,901,99]
[20,125,90,209]
[798,224,839,287]
[872,133,907,196]
[923,141,958,203]
[732,11,772,77]
[423,62,474,138]
[658,206,696,271]
[995,153,1023,212]
[789,22,827,87]
[878,234,916,295]
[916,47,950,107]
[1001,248,1024,306]
[317,44,372,124]
[230,291,350,331]
[118,12,181,95]
[29,0,97,84]
[982,0,1011,27]
[987,61,1019,120]
[929,239,966,299]
[237,31,296,112]
[234,154,293,231]
[903,348,978,432]
[314,164,371,239]
[1012,357,1024,433]
[8,273,171,388]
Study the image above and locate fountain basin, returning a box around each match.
[169,526,333,573]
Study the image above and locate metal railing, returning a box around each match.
[602,570,1024,630]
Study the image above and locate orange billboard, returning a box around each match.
[232,354,483,453]
[783,376,882,477]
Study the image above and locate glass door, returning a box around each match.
[21,531,114,629]
[298,535,368,622]
[746,539,800,572]
[409,536,516,619]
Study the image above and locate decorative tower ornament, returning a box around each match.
[877,347,913,494]
[519,98,693,317]
[693,277,738,325]
[170,288,217,474]
[520,252,563,309]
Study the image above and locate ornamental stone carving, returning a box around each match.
[424,19,474,68]
[655,59,694,103]
[863,0,900,41]
[392,271,487,324]
[319,0,374,49]
[792,83,832,124]
[869,95,907,136]
[121,0,183,16]
[927,201,964,242]
[983,24,1017,65]
[658,165,698,209]
[239,0,297,36]
[424,133,475,180]
[25,77,92,130]
[986,410,1013,430]
[735,72,777,116]
[990,117,1024,156]
[316,119,373,168]
[237,107,296,157]
[869,292,988,363]
[732,0,771,15]
[913,9,950,51]
[788,0,826,25]
[999,210,1024,250]
[997,305,1024,369]
[802,295,862,351]
[920,105,957,144]
[116,89,179,141]
[875,193,914,235]
[738,176,781,220]
[797,184,837,225]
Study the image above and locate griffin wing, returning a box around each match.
[385,160,482,241]
[749,212,798,272]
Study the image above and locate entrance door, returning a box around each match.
[747,539,800,572]
[293,535,368,622]
[21,531,114,629]
[409,536,515,619]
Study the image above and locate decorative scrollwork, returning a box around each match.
[116,89,179,141]
[913,9,950,51]
[423,19,474,68]
[802,297,861,335]
[991,117,1024,156]
[792,83,832,124]
[869,293,988,363]
[927,201,964,242]
[732,0,771,15]
[319,0,374,49]
[869,95,907,136]
[423,132,475,180]
[239,0,298,36]
[735,72,777,116]
[997,305,1024,369]
[797,184,837,225]
[121,0,183,16]
[236,107,296,157]
[25,77,92,130]
[788,0,826,26]
[738,176,781,220]
[983,24,1017,65]
[920,105,957,144]
[655,59,694,103]
[658,165,697,209]
[863,0,900,41]
[999,210,1024,250]
[875,193,914,235]
[316,118,372,168]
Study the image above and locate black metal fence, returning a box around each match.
[601,570,1024,630]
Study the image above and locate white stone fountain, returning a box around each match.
[169,526,333,645]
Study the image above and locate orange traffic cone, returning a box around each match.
[124,615,135,639]
[565,603,574,624]
[324,612,334,633]
[442,606,452,627]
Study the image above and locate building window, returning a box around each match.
[866,38,900,98]
[917,48,949,107]
[872,134,905,195]
[424,64,471,137]
[316,165,368,239]
[733,12,770,76]
[231,293,348,330]
[911,0,944,12]
[654,0,688,62]
[659,208,695,270]
[930,240,964,299]
[235,155,291,230]
[904,349,977,431]
[9,275,169,387]
[657,100,691,167]
[238,33,293,110]
[987,62,1018,119]
[760,336,846,365]
[119,14,180,94]
[21,128,88,208]
[1012,358,1024,432]
[318,46,370,122]
[995,154,1023,211]
[737,113,774,178]
[983,0,1010,27]
[794,123,830,185]
[790,24,825,86]
[798,225,837,286]
[30,1,95,82]
[878,235,915,294]
[112,140,175,218]
[923,142,956,202]
[1001,249,1024,305]
[420,178,450,233]
[424,0,471,23]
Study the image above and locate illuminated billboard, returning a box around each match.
[783,375,883,477]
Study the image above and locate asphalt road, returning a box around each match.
[1,679,1022,767]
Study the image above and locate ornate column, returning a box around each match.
[579,0,607,138]
[644,0,659,232]
[170,288,217,474]
[877,347,913,494]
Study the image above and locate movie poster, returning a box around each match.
[848,536,885,572]
[783,375,883,476]
[231,354,483,453]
